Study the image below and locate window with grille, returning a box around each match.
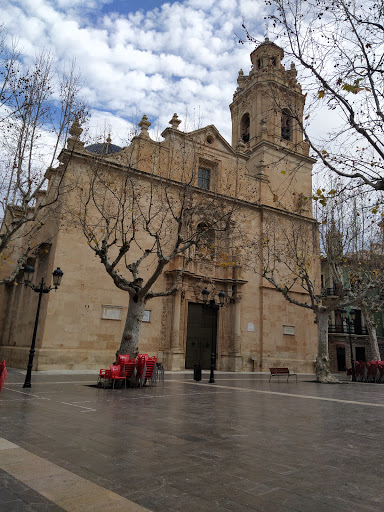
[198,167,210,190]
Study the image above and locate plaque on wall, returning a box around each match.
[101,305,122,320]
[142,310,151,323]
[283,325,295,335]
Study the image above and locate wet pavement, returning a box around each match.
[1,369,384,511]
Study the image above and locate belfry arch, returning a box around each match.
[240,113,250,143]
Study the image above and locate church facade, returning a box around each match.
[0,39,320,373]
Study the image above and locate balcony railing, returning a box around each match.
[328,324,368,335]
[322,287,341,297]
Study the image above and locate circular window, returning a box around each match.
[206,134,215,144]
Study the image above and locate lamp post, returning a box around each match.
[341,308,356,382]
[22,265,64,388]
[202,288,225,384]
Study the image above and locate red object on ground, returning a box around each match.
[0,360,8,391]
[109,364,127,389]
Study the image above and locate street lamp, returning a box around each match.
[341,308,356,382]
[22,266,64,388]
[202,288,225,383]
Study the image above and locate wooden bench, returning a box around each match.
[269,367,297,382]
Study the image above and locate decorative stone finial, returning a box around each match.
[67,117,84,150]
[169,113,182,130]
[106,133,112,144]
[138,115,151,137]
[236,138,247,152]
[69,117,83,139]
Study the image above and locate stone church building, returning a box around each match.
[0,39,320,373]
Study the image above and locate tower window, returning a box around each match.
[198,167,210,190]
[240,113,250,143]
[281,109,292,141]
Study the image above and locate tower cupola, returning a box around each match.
[249,38,284,73]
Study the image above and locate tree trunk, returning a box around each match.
[315,310,339,383]
[118,297,146,359]
[361,305,381,361]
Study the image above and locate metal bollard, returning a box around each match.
[193,364,201,381]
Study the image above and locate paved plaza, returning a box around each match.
[1,369,384,512]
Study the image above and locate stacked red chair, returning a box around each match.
[0,360,8,392]
[117,355,136,386]
[135,354,148,387]
[98,354,161,388]
[354,362,364,382]
[353,361,384,383]
[143,356,157,387]
[367,361,379,383]
[378,363,384,383]
[116,354,131,369]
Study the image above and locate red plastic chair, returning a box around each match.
[97,368,112,388]
[378,363,384,383]
[110,364,127,389]
[367,362,378,383]
[124,360,136,378]
[144,356,157,387]
[135,354,148,387]
[116,354,131,370]
[0,360,7,392]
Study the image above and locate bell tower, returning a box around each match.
[230,38,313,211]
[230,38,307,150]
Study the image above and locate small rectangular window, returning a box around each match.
[198,167,210,190]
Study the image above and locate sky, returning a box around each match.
[2,0,268,145]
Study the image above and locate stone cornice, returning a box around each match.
[59,147,317,225]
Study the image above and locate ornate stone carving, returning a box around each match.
[159,296,169,350]
[67,118,85,150]
[138,115,151,137]
[236,138,247,152]
[169,113,182,130]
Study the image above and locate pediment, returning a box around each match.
[186,125,236,155]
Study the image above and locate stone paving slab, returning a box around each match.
[0,369,384,511]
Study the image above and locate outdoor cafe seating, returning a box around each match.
[97,354,163,389]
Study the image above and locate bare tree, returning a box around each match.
[255,205,375,382]
[75,146,238,358]
[318,182,384,360]
[243,0,384,190]
[0,27,85,284]
[343,239,384,361]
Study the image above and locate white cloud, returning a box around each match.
[2,0,266,143]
